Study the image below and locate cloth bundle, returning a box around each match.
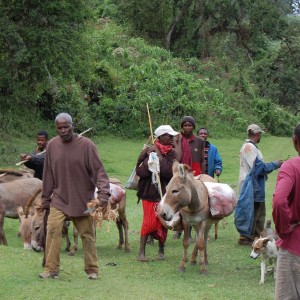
[203,182,237,219]
[110,183,125,204]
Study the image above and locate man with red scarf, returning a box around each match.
[174,116,205,176]
[173,116,206,239]
[136,125,178,262]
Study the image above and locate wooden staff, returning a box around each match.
[146,103,163,198]
[146,103,154,144]
[16,127,93,166]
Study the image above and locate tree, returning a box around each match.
[110,0,291,59]
[0,0,92,109]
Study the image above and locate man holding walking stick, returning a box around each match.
[136,125,178,262]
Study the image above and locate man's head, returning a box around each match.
[197,127,209,141]
[247,124,264,144]
[55,113,74,142]
[181,116,195,136]
[36,130,48,150]
[154,125,178,146]
[293,123,300,155]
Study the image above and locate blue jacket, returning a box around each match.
[207,142,222,177]
[234,157,279,237]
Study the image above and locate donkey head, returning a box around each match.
[17,205,35,250]
[159,162,194,221]
[30,206,45,252]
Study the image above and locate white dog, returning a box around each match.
[250,221,278,284]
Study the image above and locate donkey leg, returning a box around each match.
[198,221,208,274]
[0,227,8,245]
[68,225,79,256]
[122,217,130,253]
[204,222,213,266]
[190,225,199,265]
[214,221,218,240]
[116,217,124,250]
[179,223,189,272]
[62,221,71,253]
[0,212,8,245]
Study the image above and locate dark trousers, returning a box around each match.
[251,201,266,238]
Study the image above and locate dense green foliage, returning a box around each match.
[0,0,299,144]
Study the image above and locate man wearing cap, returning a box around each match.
[136,125,178,262]
[235,124,283,246]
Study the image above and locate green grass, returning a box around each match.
[0,134,296,300]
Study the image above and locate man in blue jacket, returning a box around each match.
[234,124,283,245]
[197,127,222,178]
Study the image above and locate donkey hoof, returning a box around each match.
[68,251,75,256]
[116,245,122,250]
[125,248,130,253]
[200,269,208,275]
[178,267,186,273]
[190,261,197,266]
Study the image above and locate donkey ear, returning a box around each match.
[17,205,24,217]
[178,164,186,181]
[172,160,179,175]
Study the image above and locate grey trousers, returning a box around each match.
[275,248,300,300]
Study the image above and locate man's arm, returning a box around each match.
[30,151,46,166]
[213,146,222,176]
[272,162,295,238]
[87,142,111,203]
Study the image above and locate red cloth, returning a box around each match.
[154,140,173,155]
[141,200,168,243]
[181,134,193,167]
[181,134,202,176]
[192,162,202,176]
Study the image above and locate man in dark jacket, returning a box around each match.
[20,130,48,180]
[136,125,178,262]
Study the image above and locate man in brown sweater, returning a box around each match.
[39,112,110,280]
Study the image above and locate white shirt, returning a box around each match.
[238,139,263,195]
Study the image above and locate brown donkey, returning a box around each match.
[159,162,216,274]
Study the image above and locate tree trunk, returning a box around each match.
[165,0,193,49]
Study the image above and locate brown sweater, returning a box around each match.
[41,135,110,217]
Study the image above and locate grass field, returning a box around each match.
[0,134,296,300]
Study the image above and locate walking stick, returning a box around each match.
[146,103,154,144]
[146,103,163,198]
